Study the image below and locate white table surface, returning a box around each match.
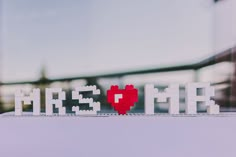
[0,113,236,157]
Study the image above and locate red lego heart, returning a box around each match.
[107,85,138,115]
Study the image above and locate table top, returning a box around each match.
[1,113,236,157]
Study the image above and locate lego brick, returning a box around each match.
[45,88,66,116]
[186,83,217,114]
[107,85,138,115]
[72,86,101,115]
[207,101,220,114]
[145,84,179,115]
[14,89,40,116]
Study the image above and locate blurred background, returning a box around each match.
[0,0,235,114]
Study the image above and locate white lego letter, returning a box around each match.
[46,88,66,115]
[145,84,179,115]
[72,85,100,115]
[15,89,40,116]
[185,83,219,114]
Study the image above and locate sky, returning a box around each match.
[1,0,234,82]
